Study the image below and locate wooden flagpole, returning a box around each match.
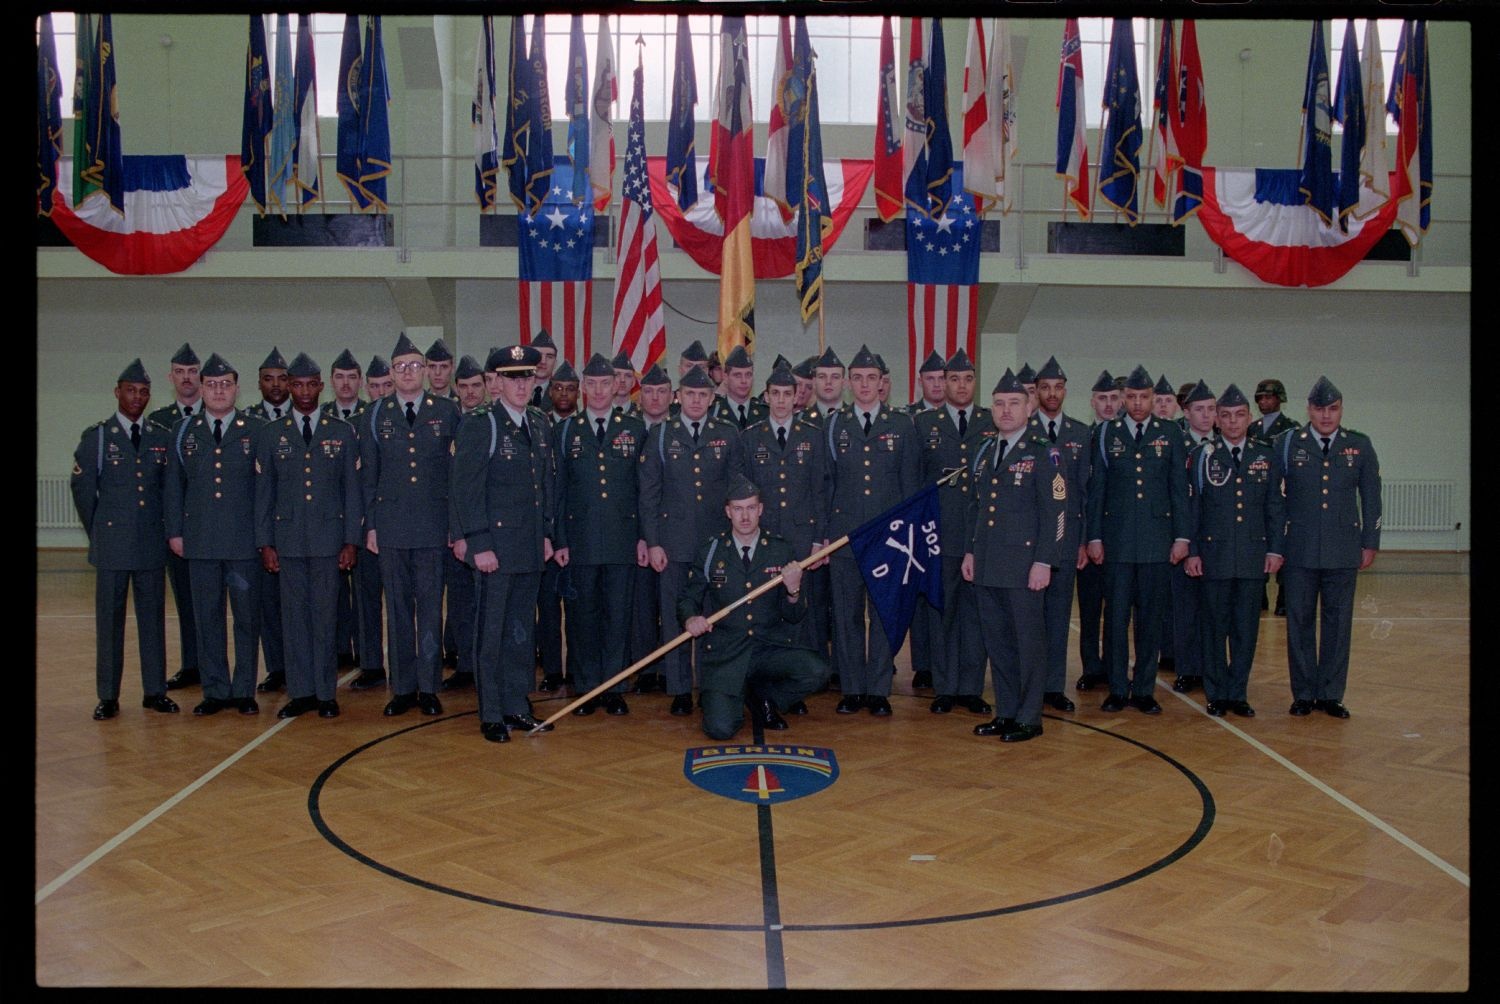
[529,467,964,734]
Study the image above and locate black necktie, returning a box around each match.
[862,411,873,435]
[737,404,747,427]
[1048,419,1057,441]
[1320,436,1331,457]
[272,405,282,419]
[596,417,607,443]
[741,545,752,566]
[302,415,312,445]
[777,425,787,450]
[957,409,968,437]
[691,421,700,444]
[994,438,1008,470]
[213,418,223,445]
[182,404,193,418]
[130,421,141,450]
[405,401,416,426]
[342,408,351,419]
[519,417,531,446]
[1231,445,1241,469]
[1133,423,1144,445]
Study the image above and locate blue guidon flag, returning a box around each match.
[684,744,839,805]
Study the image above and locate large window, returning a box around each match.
[1329,18,1405,134]
[1077,17,1151,131]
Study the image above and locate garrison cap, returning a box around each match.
[1307,375,1342,406]
[1217,383,1249,409]
[551,360,579,384]
[611,350,633,371]
[1017,363,1037,384]
[170,342,200,367]
[1123,366,1155,391]
[681,339,709,363]
[1255,378,1288,403]
[1184,380,1216,405]
[771,353,790,371]
[1153,374,1174,395]
[424,338,453,362]
[582,353,616,378]
[391,333,422,359]
[529,330,556,351]
[765,365,796,388]
[679,366,716,390]
[1114,374,1128,391]
[455,355,483,380]
[849,344,880,371]
[117,358,151,384]
[487,344,541,374]
[725,475,761,504]
[992,369,1027,396]
[1036,356,1066,382]
[918,350,946,374]
[200,353,236,380]
[1176,382,1197,404]
[724,345,753,370]
[259,347,290,372]
[1091,370,1115,393]
[707,350,722,368]
[331,348,361,373]
[874,353,890,375]
[945,348,975,373]
[366,356,391,378]
[287,352,321,378]
[793,356,818,379]
[641,363,671,386]
[814,346,844,370]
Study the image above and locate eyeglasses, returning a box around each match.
[202,379,236,391]
[392,360,427,373]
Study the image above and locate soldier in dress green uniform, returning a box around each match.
[323,348,364,672]
[903,350,947,690]
[907,350,947,417]
[164,354,266,715]
[1254,378,1298,616]
[72,359,176,720]
[441,355,486,692]
[1183,384,1286,718]
[629,365,674,690]
[808,346,846,424]
[1165,380,1219,694]
[349,356,391,692]
[792,356,818,417]
[1074,370,1118,693]
[679,477,829,740]
[253,353,363,719]
[553,354,648,716]
[963,370,1069,743]
[248,347,292,694]
[1153,374,1180,423]
[913,349,994,716]
[611,351,637,414]
[425,338,457,401]
[1277,377,1381,719]
[527,330,559,409]
[150,342,203,692]
[1085,365,1190,715]
[711,345,768,429]
[536,360,576,694]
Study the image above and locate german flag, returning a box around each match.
[710,16,756,361]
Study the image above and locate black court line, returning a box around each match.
[309,709,1215,943]
[750,718,787,990]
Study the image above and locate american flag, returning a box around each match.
[518,155,596,363]
[610,56,666,378]
[906,178,980,398]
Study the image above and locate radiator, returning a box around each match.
[38,475,76,529]
[1381,479,1456,532]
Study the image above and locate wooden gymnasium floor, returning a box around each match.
[33,549,1469,990]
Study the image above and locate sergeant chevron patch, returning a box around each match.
[1052,473,1067,500]
[684,745,839,804]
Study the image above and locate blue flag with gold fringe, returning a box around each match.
[849,483,944,654]
[1097,18,1141,223]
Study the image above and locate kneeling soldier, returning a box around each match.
[679,477,829,741]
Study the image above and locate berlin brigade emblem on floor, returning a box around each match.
[683,745,839,804]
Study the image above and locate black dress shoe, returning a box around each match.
[1318,700,1350,719]
[481,721,510,743]
[440,671,474,692]
[277,696,319,719]
[1205,700,1227,717]
[318,699,340,718]
[572,697,599,716]
[1288,699,1314,716]
[835,694,864,714]
[630,673,656,694]
[786,700,808,715]
[1043,691,1076,712]
[192,698,225,716]
[602,694,629,716]
[1130,695,1162,715]
[757,699,789,731]
[417,692,443,715]
[929,695,956,714]
[1172,675,1194,693]
[538,674,565,693]
[165,667,200,690]
[142,694,180,713]
[828,674,841,691]
[1100,693,1129,712]
[911,670,933,690]
[257,671,287,693]
[1230,700,1256,718]
[669,693,693,716]
[238,698,259,715]
[92,699,119,721]
[867,696,893,716]
[383,693,418,717]
[502,713,553,733]
[1000,721,1044,743]
[959,695,992,715]
[348,669,386,691]
[1076,672,1107,692]
[973,717,1015,737]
